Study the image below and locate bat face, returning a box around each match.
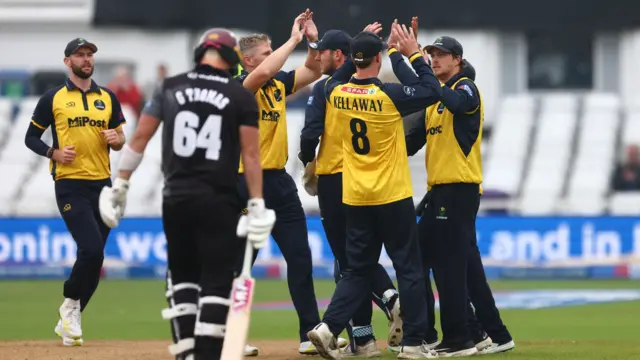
[230,278,255,313]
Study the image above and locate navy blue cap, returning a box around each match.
[350,31,388,62]
[64,38,98,57]
[308,30,352,54]
[425,36,463,57]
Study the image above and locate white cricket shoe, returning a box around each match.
[58,298,82,340]
[54,319,84,346]
[388,297,403,347]
[342,339,381,358]
[397,343,439,359]
[244,344,259,356]
[300,337,349,354]
[307,323,341,359]
[389,340,439,353]
[478,340,515,354]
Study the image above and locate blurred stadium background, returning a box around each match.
[1,0,640,282]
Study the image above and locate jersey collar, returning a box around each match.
[195,64,232,77]
[444,72,467,88]
[65,79,102,94]
[348,77,382,86]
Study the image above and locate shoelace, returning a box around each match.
[419,341,438,356]
[69,306,81,327]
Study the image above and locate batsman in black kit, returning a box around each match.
[98,29,276,360]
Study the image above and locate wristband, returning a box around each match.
[46,147,54,159]
[409,52,423,63]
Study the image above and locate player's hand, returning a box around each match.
[363,22,383,37]
[100,129,120,146]
[52,145,76,164]
[392,22,421,58]
[301,160,318,196]
[387,19,400,49]
[411,16,419,41]
[290,12,307,43]
[98,177,129,228]
[237,198,276,249]
[302,9,318,42]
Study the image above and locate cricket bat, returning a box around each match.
[221,240,255,360]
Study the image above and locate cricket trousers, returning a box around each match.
[163,191,244,360]
[55,178,111,312]
[322,197,429,346]
[237,169,321,342]
[317,173,397,345]
[418,188,512,345]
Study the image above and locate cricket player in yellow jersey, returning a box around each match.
[24,38,126,347]
[233,9,348,356]
[298,28,401,356]
[401,32,514,357]
[307,22,443,360]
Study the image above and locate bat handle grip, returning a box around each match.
[241,241,254,277]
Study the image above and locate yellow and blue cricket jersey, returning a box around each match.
[324,49,442,206]
[403,62,484,194]
[235,68,297,172]
[30,79,126,180]
[299,76,344,175]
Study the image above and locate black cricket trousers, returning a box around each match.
[418,186,512,345]
[317,172,397,345]
[322,197,429,346]
[55,178,111,312]
[237,169,321,342]
[163,192,244,360]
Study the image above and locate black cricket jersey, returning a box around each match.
[142,64,259,198]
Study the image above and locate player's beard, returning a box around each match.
[323,59,338,75]
[71,63,94,79]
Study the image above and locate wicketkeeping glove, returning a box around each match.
[99,177,129,228]
[236,198,276,249]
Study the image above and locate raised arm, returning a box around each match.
[440,79,480,115]
[241,13,307,93]
[290,10,322,92]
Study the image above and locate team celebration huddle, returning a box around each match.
[26,7,516,360]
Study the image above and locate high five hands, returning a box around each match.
[387,19,421,57]
[291,9,318,43]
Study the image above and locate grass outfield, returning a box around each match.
[1,279,640,359]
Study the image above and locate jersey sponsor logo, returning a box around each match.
[94,99,106,110]
[333,96,383,112]
[261,110,281,122]
[307,96,314,105]
[427,125,443,135]
[458,84,473,97]
[340,86,376,95]
[65,101,75,108]
[437,102,446,114]
[67,117,107,128]
[187,72,230,83]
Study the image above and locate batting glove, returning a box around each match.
[99,177,129,228]
[237,198,276,249]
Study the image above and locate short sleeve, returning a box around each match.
[141,85,165,121]
[237,86,259,128]
[30,92,55,130]
[105,88,127,129]
[274,70,296,96]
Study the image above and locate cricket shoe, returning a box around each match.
[478,340,515,355]
[473,331,493,352]
[397,342,439,359]
[387,295,403,347]
[58,298,82,340]
[244,344,259,356]
[390,340,439,353]
[300,337,349,355]
[54,319,84,346]
[307,323,341,359]
[434,341,478,357]
[342,339,381,358]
